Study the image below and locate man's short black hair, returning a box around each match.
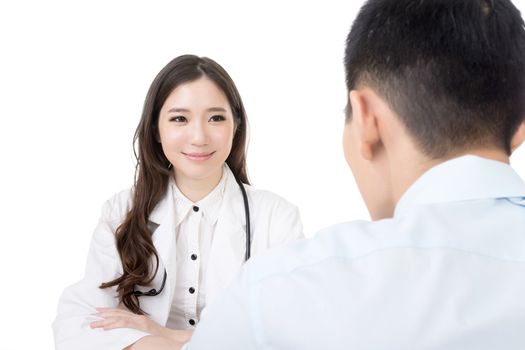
[345,0,525,157]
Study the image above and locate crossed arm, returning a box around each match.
[90,307,191,350]
[125,335,186,350]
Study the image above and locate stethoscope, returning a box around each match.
[133,176,251,297]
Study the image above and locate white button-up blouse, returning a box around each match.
[167,170,228,329]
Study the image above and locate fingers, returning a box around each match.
[90,316,126,331]
[89,308,145,331]
[90,315,143,330]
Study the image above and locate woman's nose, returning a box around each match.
[189,121,208,145]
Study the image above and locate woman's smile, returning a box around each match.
[182,151,216,162]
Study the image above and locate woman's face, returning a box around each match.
[157,77,236,184]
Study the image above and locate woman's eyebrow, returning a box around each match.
[206,107,227,112]
[167,108,190,113]
[167,107,227,113]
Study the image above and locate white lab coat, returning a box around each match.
[53,168,303,350]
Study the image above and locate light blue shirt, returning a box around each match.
[185,156,525,349]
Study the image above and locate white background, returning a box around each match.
[1,0,524,348]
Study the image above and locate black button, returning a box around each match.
[189,319,196,326]
[189,287,195,294]
[191,254,197,260]
[193,206,199,212]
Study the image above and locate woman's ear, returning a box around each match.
[511,119,525,153]
[349,90,381,160]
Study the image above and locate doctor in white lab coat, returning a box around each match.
[53,55,303,350]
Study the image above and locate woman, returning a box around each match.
[53,55,303,350]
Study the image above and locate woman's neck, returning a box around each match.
[174,167,224,203]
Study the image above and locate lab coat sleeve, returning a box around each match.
[268,198,304,246]
[183,265,260,349]
[52,198,149,350]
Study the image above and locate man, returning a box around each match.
[134,0,525,348]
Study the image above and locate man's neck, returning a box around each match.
[453,148,510,164]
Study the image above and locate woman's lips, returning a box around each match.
[182,151,215,161]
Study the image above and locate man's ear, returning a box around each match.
[349,90,381,160]
[511,119,525,153]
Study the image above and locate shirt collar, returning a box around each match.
[171,165,229,227]
[394,155,525,217]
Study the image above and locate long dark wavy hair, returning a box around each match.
[100,55,249,314]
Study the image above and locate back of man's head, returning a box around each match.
[345,0,525,158]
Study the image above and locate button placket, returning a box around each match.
[185,207,201,326]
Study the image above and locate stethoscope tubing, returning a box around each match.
[235,175,251,261]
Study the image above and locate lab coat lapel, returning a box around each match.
[205,170,247,303]
[145,185,177,323]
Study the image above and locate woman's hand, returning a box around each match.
[90,307,193,344]
[90,307,165,335]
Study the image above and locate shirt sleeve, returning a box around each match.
[184,265,260,349]
[52,198,149,350]
[269,198,304,246]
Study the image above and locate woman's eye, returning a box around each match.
[169,116,187,123]
[209,115,225,122]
